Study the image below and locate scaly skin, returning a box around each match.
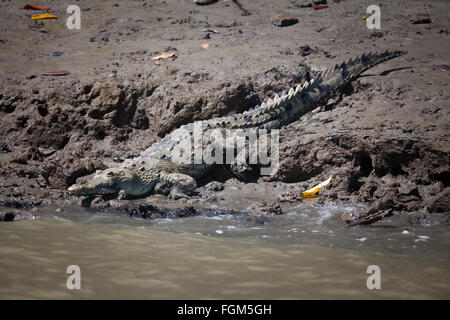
[69,51,406,198]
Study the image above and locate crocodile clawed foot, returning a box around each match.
[168,182,198,200]
[168,186,190,200]
[154,181,171,196]
[164,172,198,200]
[117,190,129,200]
[168,183,198,200]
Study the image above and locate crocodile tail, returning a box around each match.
[348,50,407,78]
[322,50,407,84]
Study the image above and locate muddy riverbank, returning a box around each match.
[0,0,449,225]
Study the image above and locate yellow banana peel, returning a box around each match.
[302,175,332,198]
[31,13,58,20]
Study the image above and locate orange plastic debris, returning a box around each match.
[131,57,148,61]
[31,13,58,20]
[201,43,210,49]
[313,5,328,10]
[151,52,176,60]
[24,4,50,10]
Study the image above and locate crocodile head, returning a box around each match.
[68,167,136,196]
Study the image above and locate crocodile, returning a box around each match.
[68,50,406,199]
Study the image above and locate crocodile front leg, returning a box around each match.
[159,171,198,199]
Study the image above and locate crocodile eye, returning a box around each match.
[106,171,114,177]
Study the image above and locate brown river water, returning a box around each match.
[0,202,449,299]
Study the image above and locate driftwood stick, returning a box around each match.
[345,208,393,227]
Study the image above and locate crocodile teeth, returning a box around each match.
[295,84,301,92]
[274,94,281,102]
[267,98,273,105]
[261,102,266,108]
[288,87,295,97]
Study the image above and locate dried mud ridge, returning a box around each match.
[0,62,448,225]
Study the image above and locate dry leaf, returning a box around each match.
[42,71,70,76]
[31,13,58,20]
[201,43,210,49]
[152,52,176,60]
[24,4,50,10]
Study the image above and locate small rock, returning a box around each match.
[273,14,299,27]
[204,181,224,192]
[370,31,384,38]
[411,13,432,24]
[297,45,313,56]
[194,0,218,5]
[398,183,418,196]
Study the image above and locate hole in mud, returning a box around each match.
[94,129,106,140]
[37,105,48,117]
[347,173,363,193]
[82,84,93,95]
[432,171,450,187]
[341,82,355,96]
[17,116,28,128]
[390,164,405,176]
[354,151,373,177]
